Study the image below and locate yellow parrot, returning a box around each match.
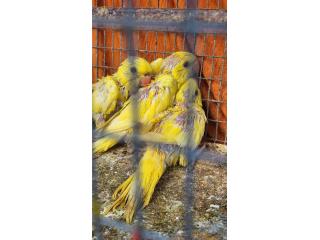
[93,73,178,153]
[92,57,153,129]
[104,79,207,223]
[93,52,199,153]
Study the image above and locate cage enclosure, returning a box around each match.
[92,0,227,239]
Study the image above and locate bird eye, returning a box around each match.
[130,67,137,73]
[183,61,189,68]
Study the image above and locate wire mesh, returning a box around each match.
[92,1,227,239]
[92,29,227,143]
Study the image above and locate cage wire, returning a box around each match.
[92,0,227,239]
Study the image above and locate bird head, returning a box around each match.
[160,52,199,88]
[116,57,153,89]
[175,78,202,107]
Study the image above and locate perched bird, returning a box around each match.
[92,57,153,129]
[93,51,200,153]
[105,79,207,223]
[93,73,179,153]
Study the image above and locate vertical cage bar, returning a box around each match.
[120,31,123,62]
[96,29,99,81]
[111,31,114,74]
[92,154,103,240]
[155,31,158,60]
[125,1,144,239]
[208,34,216,140]
[183,1,198,238]
[173,32,177,53]
[212,34,221,143]
[163,32,167,58]
[137,30,140,56]
[145,31,149,58]
[199,33,206,137]
[103,30,106,76]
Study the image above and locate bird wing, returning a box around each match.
[92,78,119,114]
[140,104,206,148]
[99,76,176,134]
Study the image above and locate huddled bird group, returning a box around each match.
[93,51,207,223]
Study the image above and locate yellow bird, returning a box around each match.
[93,73,178,153]
[105,79,207,223]
[92,57,153,129]
[93,51,200,153]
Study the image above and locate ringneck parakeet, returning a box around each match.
[104,79,207,223]
[93,73,181,153]
[92,57,153,129]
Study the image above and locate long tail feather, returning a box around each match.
[93,137,119,153]
[104,148,166,223]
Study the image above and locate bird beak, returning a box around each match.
[139,75,152,87]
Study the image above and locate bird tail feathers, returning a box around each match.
[104,147,166,223]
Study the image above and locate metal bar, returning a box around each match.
[120,31,123,62]
[95,29,99,81]
[145,31,149,58]
[111,30,114,73]
[124,1,144,238]
[103,29,106,76]
[93,7,227,20]
[93,17,226,34]
[154,31,158,60]
[99,217,170,240]
[199,33,206,120]
[163,31,167,58]
[183,1,197,238]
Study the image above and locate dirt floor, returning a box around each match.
[94,143,227,240]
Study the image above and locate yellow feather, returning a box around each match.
[92,57,153,128]
[92,76,120,128]
[105,78,207,223]
[93,73,178,153]
[150,58,164,75]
